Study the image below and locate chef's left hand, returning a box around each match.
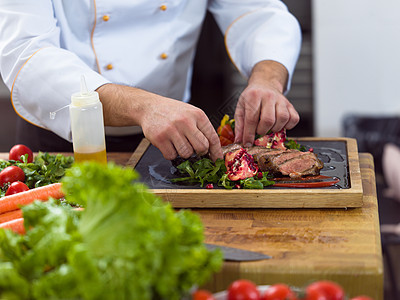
[234,60,300,147]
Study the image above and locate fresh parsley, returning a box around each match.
[284,139,307,151]
[171,158,274,189]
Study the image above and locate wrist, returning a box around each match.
[249,60,289,93]
[96,83,145,127]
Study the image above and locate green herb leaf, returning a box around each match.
[284,139,307,151]
[170,158,227,187]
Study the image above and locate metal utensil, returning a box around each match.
[205,243,271,261]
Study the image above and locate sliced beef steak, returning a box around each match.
[222,143,243,156]
[249,148,323,178]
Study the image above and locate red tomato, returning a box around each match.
[192,289,215,300]
[5,181,29,196]
[219,135,234,146]
[218,124,235,141]
[0,166,25,187]
[350,297,373,300]
[261,284,297,300]
[228,279,261,300]
[305,281,345,300]
[9,144,33,163]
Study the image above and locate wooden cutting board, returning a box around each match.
[127,137,363,208]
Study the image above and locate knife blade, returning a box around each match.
[205,243,271,261]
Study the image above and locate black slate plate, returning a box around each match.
[134,140,350,190]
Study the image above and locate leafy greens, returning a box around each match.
[0,152,74,196]
[0,162,222,300]
[170,158,274,189]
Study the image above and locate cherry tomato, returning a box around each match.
[228,279,261,300]
[9,144,33,163]
[192,289,215,300]
[261,284,297,300]
[0,166,25,187]
[218,124,235,141]
[350,297,373,300]
[5,181,29,196]
[305,281,345,300]
[219,135,234,146]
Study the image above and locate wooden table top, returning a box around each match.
[0,151,383,299]
[114,151,383,299]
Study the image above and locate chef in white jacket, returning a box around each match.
[0,0,301,161]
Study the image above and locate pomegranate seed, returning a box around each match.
[257,172,263,179]
[206,184,214,189]
[235,184,241,189]
[309,147,314,152]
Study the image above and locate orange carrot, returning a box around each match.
[0,218,25,234]
[0,209,23,224]
[0,183,64,214]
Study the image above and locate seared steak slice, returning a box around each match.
[278,153,324,178]
[245,146,281,156]
[222,143,243,156]
[253,149,323,178]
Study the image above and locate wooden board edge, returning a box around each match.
[345,138,364,202]
[126,138,151,168]
[150,188,364,208]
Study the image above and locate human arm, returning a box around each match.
[208,0,302,145]
[0,1,222,160]
[234,60,299,146]
[97,83,223,161]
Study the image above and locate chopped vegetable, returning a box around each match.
[217,115,235,146]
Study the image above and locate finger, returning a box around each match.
[270,102,290,133]
[285,103,300,130]
[169,130,194,159]
[256,101,276,136]
[242,102,261,147]
[234,102,244,143]
[185,126,210,157]
[198,120,223,161]
[156,140,178,161]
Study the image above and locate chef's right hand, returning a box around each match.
[96,83,222,161]
[139,97,223,162]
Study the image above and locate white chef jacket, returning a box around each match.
[0,0,301,142]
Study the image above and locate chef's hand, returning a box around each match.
[97,83,223,161]
[139,98,223,161]
[234,60,300,147]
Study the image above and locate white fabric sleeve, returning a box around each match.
[208,0,302,92]
[0,0,110,142]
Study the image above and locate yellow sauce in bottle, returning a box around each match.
[74,149,107,164]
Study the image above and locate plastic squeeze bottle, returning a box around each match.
[70,76,107,164]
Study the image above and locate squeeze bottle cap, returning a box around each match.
[71,75,100,107]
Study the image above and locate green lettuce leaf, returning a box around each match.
[0,162,222,300]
